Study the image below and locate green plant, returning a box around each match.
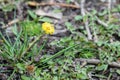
[0,18,82,79]
[0,1,16,12]
[21,20,42,36]
[0,19,49,79]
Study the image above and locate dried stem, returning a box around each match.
[2,18,22,29]
[27,1,80,9]
[108,0,111,22]
[75,58,120,68]
[95,16,108,27]
[81,0,92,40]
[85,10,108,28]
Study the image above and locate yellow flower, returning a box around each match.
[42,22,55,35]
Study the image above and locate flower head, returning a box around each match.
[42,22,55,35]
[26,65,35,73]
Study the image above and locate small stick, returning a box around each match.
[95,16,108,27]
[85,10,99,42]
[108,0,112,22]
[75,58,120,68]
[85,10,108,28]
[2,18,22,29]
[81,0,92,40]
[27,1,80,9]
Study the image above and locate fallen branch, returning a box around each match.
[75,58,120,68]
[27,1,80,9]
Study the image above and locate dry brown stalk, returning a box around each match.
[2,18,22,29]
[75,58,120,68]
[27,1,80,9]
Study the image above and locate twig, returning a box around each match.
[81,0,92,40]
[85,10,108,28]
[27,1,80,9]
[95,16,108,27]
[108,0,112,22]
[108,0,112,10]
[75,58,120,68]
[83,10,99,42]
[2,18,22,29]
[88,72,94,80]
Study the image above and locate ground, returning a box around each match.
[0,0,120,80]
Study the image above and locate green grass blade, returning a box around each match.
[41,44,79,64]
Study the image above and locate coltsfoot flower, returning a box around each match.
[42,22,55,35]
